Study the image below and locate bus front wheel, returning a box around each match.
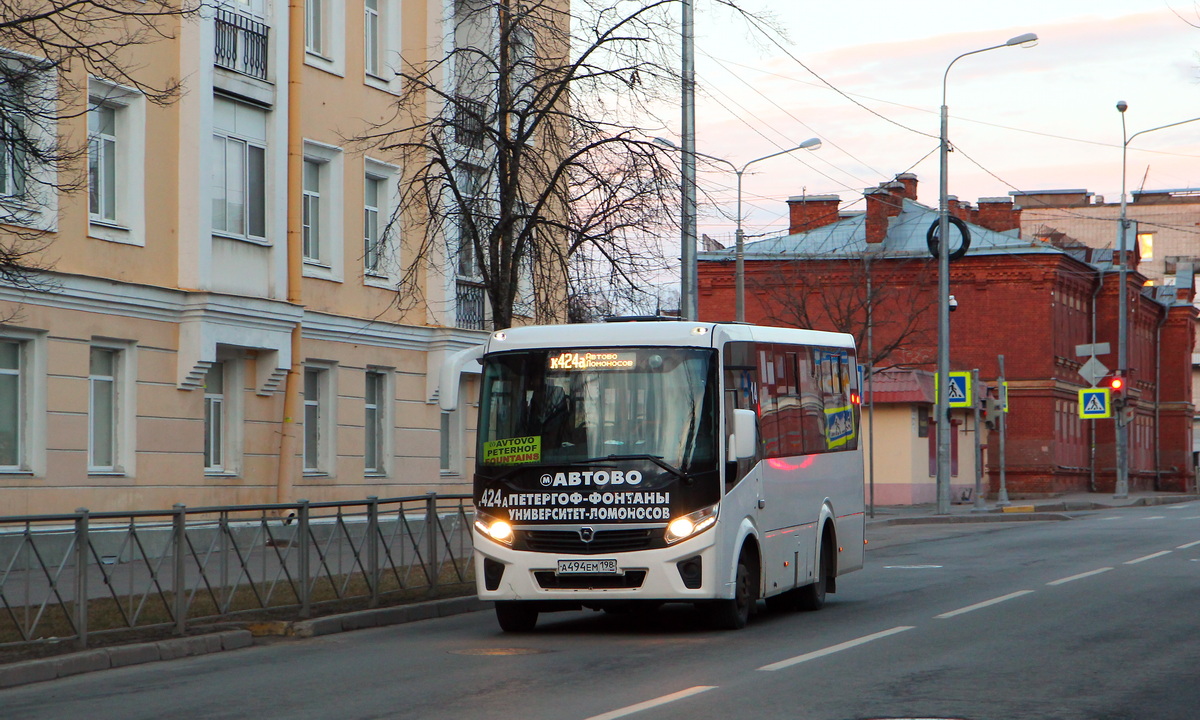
[706,557,755,630]
[495,601,539,632]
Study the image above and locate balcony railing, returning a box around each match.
[215,8,269,81]
[456,280,486,330]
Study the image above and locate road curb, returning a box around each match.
[0,595,490,690]
[870,511,1074,527]
[0,629,253,690]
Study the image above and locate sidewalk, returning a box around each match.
[866,490,1200,526]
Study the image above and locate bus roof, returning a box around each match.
[484,321,855,354]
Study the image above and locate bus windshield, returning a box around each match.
[478,348,717,473]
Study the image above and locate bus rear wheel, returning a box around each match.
[797,536,832,611]
[495,601,539,632]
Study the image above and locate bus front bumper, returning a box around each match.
[473,527,722,603]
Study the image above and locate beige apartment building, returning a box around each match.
[1,0,551,514]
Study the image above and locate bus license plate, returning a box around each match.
[556,559,619,575]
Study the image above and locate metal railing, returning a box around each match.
[456,279,486,330]
[214,8,269,81]
[0,493,474,651]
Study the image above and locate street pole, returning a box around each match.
[680,0,696,320]
[972,368,984,510]
[935,33,1037,515]
[1112,103,1200,498]
[997,354,1010,506]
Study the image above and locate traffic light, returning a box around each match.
[983,395,1002,430]
[1109,373,1127,407]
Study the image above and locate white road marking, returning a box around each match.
[1143,516,1165,521]
[583,686,717,720]
[1185,516,1200,521]
[883,565,944,569]
[1164,504,1193,510]
[758,626,915,672]
[1046,567,1114,586]
[1125,550,1172,565]
[1176,540,1200,550]
[935,590,1035,619]
[1098,516,1122,521]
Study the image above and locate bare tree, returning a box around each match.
[752,249,939,370]
[365,0,686,331]
[1,0,195,288]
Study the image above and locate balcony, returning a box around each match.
[456,280,486,330]
[215,9,269,81]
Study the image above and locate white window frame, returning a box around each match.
[0,53,57,231]
[301,140,344,280]
[363,158,399,285]
[0,338,25,472]
[0,331,47,476]
[439,410,459,475]
[212,96,268,244]
[305,0,346,77]
[88,79,146,246]
[363,367,391,476]
[303,363,336,475]
[88,340,136,475]
[203,358,244,475]
[363,0,402,94]
[303,158,322,262]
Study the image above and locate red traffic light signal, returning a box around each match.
[1109,373,1127,407]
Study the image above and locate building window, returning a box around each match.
[364,369,386,474]
[303,158,322,262]
[212,97,267,242]
[364,175,382,274]
[440,411,453,473]
[88,104,117,222]
[301,141,344,278]
[204,362,226,472]
[1,81,27,200]
[1137,232,1154,261]
[306,0,325,55]
[303,365,334,473]
[364,0,380,76]
[89,347,120,471]
[0,340,23,469]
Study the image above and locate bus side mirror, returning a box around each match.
[731,408,757,459]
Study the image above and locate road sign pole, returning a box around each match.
[997,355,1009,507]
[972,369,985,511]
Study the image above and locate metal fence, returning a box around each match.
[0,494,474,651]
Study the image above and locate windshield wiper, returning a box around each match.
[569,454,690,481]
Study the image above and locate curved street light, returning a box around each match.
[1112,103,1200,498]
[654,137,822,322]
[935,32,1038,515]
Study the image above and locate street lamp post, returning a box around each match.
[654,138,822,322]
[1112,103,1200,499]
[936,32,1037,515]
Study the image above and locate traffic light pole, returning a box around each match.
[972,369,984,510]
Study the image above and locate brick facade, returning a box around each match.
[698,176,1197,498]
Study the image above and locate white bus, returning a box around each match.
[452,319,865,631]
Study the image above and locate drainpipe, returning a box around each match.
[1154,307,1168,490]
[1088,266,1104,493]
[275,0,306,504]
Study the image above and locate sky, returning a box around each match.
[675,0,1200,246]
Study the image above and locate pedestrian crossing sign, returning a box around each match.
[1079,388,1111,419]
[935,372,973,408]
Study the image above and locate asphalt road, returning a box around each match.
[4,502,1198,720]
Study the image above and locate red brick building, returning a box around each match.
[697,174,1196,497]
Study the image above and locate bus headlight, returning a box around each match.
[475,511,515,546]
[665,504,718,544]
